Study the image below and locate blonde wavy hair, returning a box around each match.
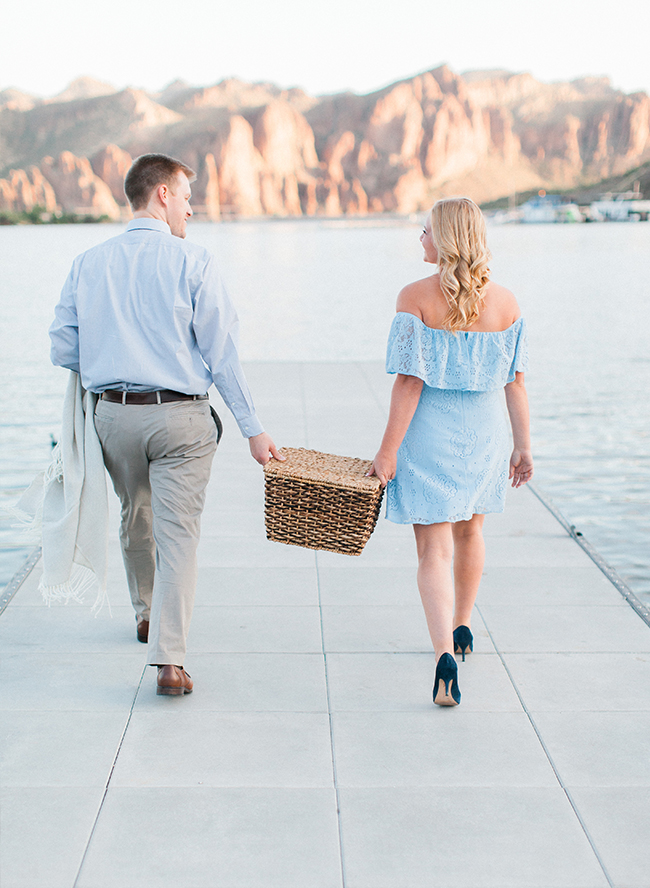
[430,197,491,333]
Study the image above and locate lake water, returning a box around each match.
[1,219,649,601]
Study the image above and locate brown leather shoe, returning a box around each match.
[136,619,149,643]
[157,665,193,696]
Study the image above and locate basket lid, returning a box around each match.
[263,447,382,493]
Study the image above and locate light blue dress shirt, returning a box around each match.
[49,218,264,438]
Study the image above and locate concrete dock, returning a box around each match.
[1,362,650,888]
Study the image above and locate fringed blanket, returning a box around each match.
[10,371,109,612]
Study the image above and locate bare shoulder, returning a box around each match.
[484,282,521,325]
[396,275,439,318]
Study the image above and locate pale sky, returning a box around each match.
[2,0,647,99]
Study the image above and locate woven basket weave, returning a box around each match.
[263,448,384,556]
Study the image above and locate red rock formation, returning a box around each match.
[339,177,368,214]
[0,88,38,112]
[421,93,489,182]
[0,166,57,213]
[317,180,341,216]
[91,144,132,205]
[191,153,220,220]
[50,78,117,103]
[365,82,424,161]
[357,139,378,172]
[486,108,519,163]
[305,65,650,209]
[251,100,319,215]
[619,94,650,161]
[161,79,316,116]
[298,180,318,216]
[40,152,120,219]
[3,66,650,218]
[213,117,263,216]
[392,167,428,214]
[324,131,356,184]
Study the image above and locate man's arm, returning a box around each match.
[49,261,81,373]
[192,255,269,440]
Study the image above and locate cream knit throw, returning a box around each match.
[12,372,109,612]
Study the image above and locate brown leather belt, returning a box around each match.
[100,390,209,405]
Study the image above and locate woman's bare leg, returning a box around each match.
[451,514,485,629]
[413,522,454,662]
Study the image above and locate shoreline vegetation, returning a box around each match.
[3,157,650,226]
[0,206,111,225]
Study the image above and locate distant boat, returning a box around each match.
[587,191,649,222]
[521,195,583,223]
[490,208,523,224]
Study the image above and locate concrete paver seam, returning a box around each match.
[295,361,346,886]
[529,484,650,629]
[476,603,616,888]
[299,362,310,450]
[71,663,148,888]
[315,552,348,888]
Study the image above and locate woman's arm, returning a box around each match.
[504,371,533,487]
[368,374,423,487]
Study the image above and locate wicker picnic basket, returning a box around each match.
[263,447,384,556]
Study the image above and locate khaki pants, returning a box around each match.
[94,398,217,665]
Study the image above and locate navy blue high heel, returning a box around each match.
[453,625,473,662]
[433,653,461,706]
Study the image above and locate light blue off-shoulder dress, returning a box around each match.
[385,312,529,524]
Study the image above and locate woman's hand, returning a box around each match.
[505,373,532,489]
[509,449,533,488]
[367,449,396,488]
[367,374,422,488]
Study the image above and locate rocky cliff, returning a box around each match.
[1,65,649,217]
[40,152,121,219]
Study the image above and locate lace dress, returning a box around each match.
[385,312,529,524]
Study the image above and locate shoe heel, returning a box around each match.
[453,625,473,662]
[433,652,461,706]
[156,685,185,696]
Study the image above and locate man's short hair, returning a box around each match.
[124,154,196,210]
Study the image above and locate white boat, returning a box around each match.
[489,208,523,224]
[587,191,647,222]
[521,196,559,223]
[521,195,583,223]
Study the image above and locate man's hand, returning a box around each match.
[248,432,285,466]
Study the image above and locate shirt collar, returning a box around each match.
[126,217,171,235]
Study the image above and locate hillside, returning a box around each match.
[1,65,649,218]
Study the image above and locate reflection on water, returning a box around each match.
[1,220,649,600]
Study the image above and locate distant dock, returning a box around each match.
[2,361,649,888]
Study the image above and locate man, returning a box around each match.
[49,153,281,696]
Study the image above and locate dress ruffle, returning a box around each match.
[386,313,528,390]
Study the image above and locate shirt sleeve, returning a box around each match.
[49,259,81,374]
[191,256,264,438]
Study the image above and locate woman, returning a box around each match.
[369,197,532,707]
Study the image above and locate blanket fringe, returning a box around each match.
[39,562,110,616]
[3,503,43,544]
[2,449,62,543]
